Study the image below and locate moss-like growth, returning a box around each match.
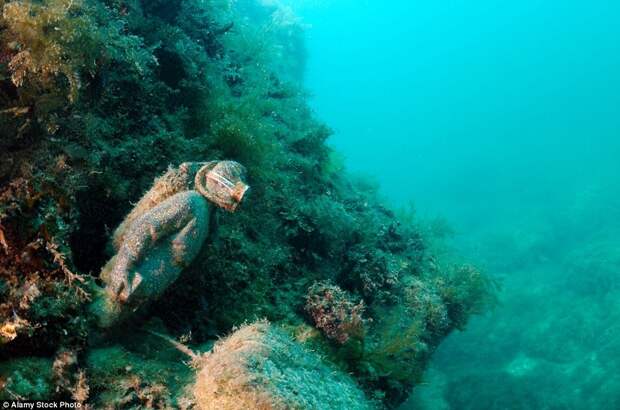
[0,357,54,400]
[86,343,191,409]
[193,321,373,410]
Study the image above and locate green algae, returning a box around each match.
[0,357,54,400]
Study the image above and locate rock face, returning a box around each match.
[193,321,373,410]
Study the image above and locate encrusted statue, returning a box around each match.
[91,161,249,328]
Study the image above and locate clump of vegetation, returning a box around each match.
[52,350,89,403]
[404,278,449,335]
[86,343,191,409]
[305,281,365,344]
[355,276,451,405]
[433,263,498,330]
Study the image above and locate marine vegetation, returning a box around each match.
[0,0,496,408]
[305,280,366,344]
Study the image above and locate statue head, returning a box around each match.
[194,161,249,212]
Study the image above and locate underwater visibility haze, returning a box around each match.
[0,0,618,409]
[297,0,620,408]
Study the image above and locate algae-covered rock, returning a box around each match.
[193,321,373,410]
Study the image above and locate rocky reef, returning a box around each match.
[0,0,496,408]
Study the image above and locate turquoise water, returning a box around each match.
[1,0,618,406]
[291,1,620,408]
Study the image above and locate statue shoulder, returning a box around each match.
[112,163,212,250]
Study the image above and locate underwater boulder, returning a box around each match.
[193,320,373,410]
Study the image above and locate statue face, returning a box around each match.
[194,161,249,212]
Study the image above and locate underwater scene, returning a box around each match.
[0,0,617,409]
